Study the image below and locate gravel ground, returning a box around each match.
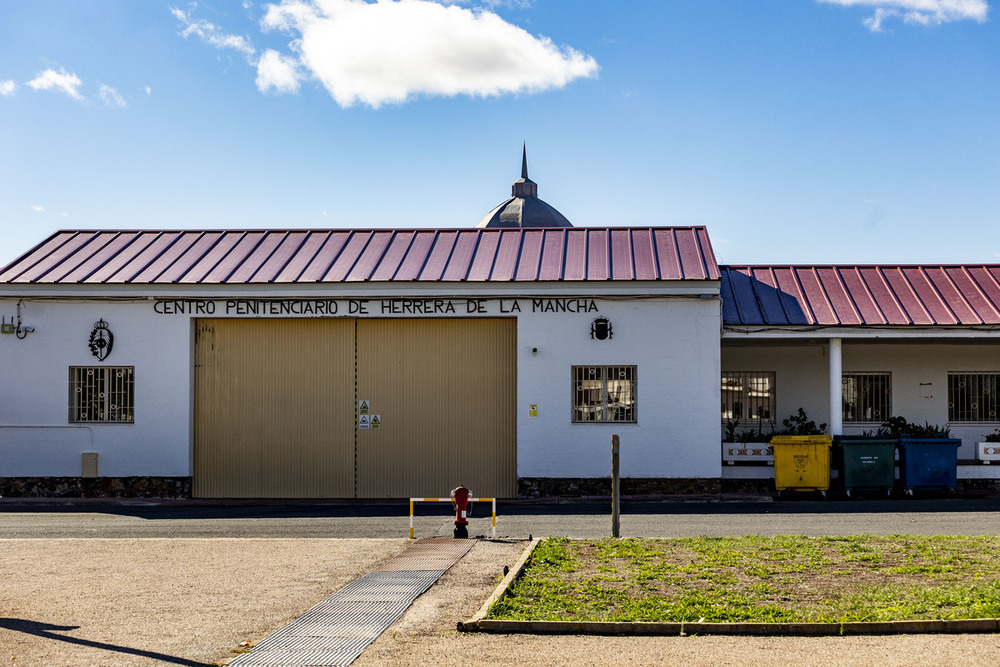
[0,538,405,666]
[4,536,1000,667]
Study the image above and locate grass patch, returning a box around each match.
[487,535,1000,623]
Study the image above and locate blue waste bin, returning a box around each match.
[898,436,961,495]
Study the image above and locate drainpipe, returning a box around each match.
[829,337,843,436]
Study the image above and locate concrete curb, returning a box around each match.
[458,537,540,631]
[458,540,1000,637]
[463,617,1000,637]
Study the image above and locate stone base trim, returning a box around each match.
[517,477,721,498]
[0,477,192,498]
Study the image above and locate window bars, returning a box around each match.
[572,365,637,423]
[842,372,891,423]
[948,372,1000,422]
[69,367,135,423]
[721,371,775,424]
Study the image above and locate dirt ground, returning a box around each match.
[0,538,406,666]
[3,537,1000,667]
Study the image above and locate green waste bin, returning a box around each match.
[772,435,832,496]
[835,436,897,498]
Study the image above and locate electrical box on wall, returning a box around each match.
[1,317,14,334]
[82,452,99,478]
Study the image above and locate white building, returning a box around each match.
[1,161,998,498]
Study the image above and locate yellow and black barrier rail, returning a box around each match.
[408,497,497,539]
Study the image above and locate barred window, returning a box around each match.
[842,372,891,423]
[572,366,637,423]
[948,372,999,422]
[721,372,775,424]
[69,367,134,423]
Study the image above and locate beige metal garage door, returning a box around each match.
[193,318,356,498]
[194,317,516,498]
[356,318,517,498]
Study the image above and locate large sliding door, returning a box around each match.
[194,317,515,498]
[356,318,517,498]
[193,318,356,498]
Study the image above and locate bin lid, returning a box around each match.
[770,435,832,446]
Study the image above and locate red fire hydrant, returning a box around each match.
[451,485,471,539]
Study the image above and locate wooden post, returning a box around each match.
[611,434,620,538]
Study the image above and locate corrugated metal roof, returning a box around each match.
[721,265,1000,327]
[0,228,720,285]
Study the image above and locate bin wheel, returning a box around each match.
[905,488,914,497]
[819,490,826,499]
[845,489,852,499]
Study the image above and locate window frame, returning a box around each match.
[842,371,891,424]
[571,365,637,424]
[721,371,776,425]
[948,371,1000,423]
[68,366,135,424]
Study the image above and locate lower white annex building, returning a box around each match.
[1,160,999,498]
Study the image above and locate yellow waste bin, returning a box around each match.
[772,435,833,496]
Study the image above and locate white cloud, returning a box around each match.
[171,5,257,61]
[256,49,302,93]
[818,0,988,31]
[31,205,46,213]
[99,84,127,108]
[0,80,15,96]
[27,68,83,100]
[259,0,598,108]
[145,86,152,96]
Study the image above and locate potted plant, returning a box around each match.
[977,428,1000,464]
[722,416,774,465]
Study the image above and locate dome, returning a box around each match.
[476,147,573,229]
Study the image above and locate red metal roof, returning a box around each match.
[0,228,720,285]
[721,265,1000,327]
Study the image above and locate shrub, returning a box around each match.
[879,416,951,438]
[774,408,826,436]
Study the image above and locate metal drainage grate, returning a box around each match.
[229,540,471,667]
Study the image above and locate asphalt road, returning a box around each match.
[3,497,1000,538]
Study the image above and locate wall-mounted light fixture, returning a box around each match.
[591,316,612,341]
[11,300,35,339]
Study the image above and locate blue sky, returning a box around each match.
[1,0,997,267]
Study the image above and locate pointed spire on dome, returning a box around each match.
[476,146,572,229]
[512,143,537,198]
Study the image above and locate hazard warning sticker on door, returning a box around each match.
[359,414,370,430]
[370,415,381,430]
[359,400,370,414]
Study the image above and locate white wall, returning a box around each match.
[1,291,723,482]
[518,298,722,479]
[722,340,1000,459]
[0,300,192,476]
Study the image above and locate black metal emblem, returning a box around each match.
[591,316,613,341]
[88,319,114,361]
